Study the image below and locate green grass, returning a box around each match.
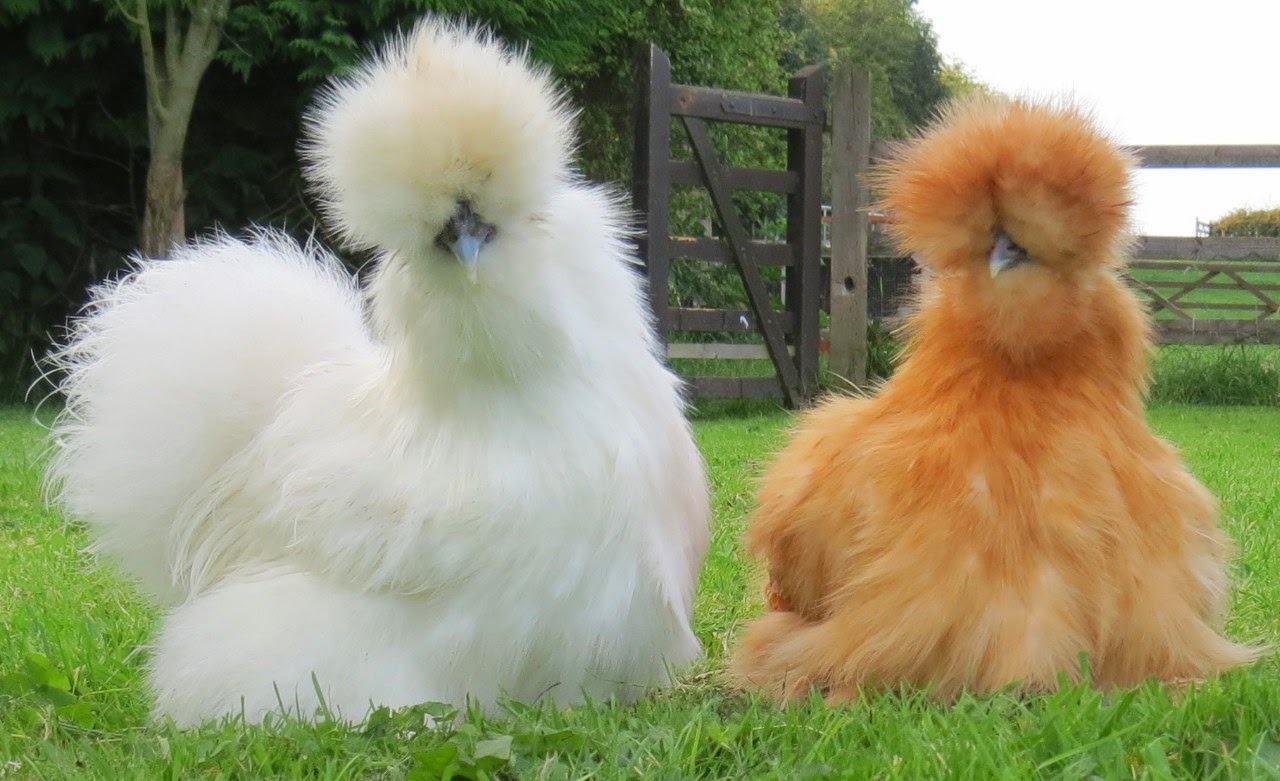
[3,403,1280,779]
[1151,346,1280,406]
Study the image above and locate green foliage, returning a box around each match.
[1150,345,1280,406]
[834,336,1280,406]
[570,0,795,185]
[787,0,949,139]
[864,319,900,380]
[940,60,995,100]
[0,0,142,400]
[1211,207,1280,238]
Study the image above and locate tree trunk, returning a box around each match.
[140,146,186,257]
[132,0,230,256]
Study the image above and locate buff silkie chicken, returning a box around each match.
[728,96,1258,703]
[46,20,708,726]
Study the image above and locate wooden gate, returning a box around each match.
[1117,147,1280,344]
[632,45,825,407]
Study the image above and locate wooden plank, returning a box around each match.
[668,161,799,193]
[870,140,896,161]
[1128,145,1280,168]
[1156,319,1280,345]
[683,115,804,406]
[827,64,871,388]
[666,342,795,360]
[1121,273,1193,319]
[669,307,795,334]
[867,143,1280,170]
[1129,259,1280,274]
[1136,280,1280,293]
[1132,235,1280,261]
[670,85,820,128]
[684,376,784,399]
[670,236,794,266]
[632,44,673,342]
[1220,269,1280,313]
[787,63,825,404]
[1150,302,1275,313]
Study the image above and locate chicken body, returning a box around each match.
[48,22,708,725]
[730,97,1257,702]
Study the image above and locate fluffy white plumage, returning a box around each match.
[46,20,709,726]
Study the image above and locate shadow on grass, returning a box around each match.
[687,397,789,422]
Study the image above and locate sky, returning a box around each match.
[913,0,1280,236]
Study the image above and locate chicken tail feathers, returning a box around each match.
[44,230,371,601]
[727,610,840,702]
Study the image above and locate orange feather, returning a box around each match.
[729,96,1260,702]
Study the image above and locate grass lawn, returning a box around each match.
[2,402,1279,779]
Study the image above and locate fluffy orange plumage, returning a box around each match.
[729,96,1259,702]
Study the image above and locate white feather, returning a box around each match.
[46,19,709,726]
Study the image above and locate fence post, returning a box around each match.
[632,44,673,345]
[828,65,871,387]
[787,64,825,403]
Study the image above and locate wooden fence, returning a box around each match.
[1104,147,1280,344]
[633,45,825,406]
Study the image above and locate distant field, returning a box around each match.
[1126,259,1280,320]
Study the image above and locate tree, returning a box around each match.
[786,0,949,139]
[940,61,993,100]
[114,0,231,255]
[1212,208,1280,238]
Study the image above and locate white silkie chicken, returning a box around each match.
[46,20,709,726]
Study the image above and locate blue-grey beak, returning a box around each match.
[452,232,485,270]
[434,201,496,282]
[989,231,1029,277]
